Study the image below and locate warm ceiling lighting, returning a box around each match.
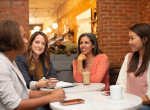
[47,27,52,32]
[42,30,47,34]
[34,26,40,31]
[31,30,36,34]
[52,23,58,29]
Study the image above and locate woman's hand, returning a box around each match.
[50,88,66,102]
[47,78,58,88]
[35,80,48,89]
[35,78,58,89]
[76,53,87,74]
[77,53,87,61]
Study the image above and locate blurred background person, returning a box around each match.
[64,34,77,54]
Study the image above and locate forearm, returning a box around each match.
[14,94,54,110]
[73,60,83,82]
[29,90,52,98]
[142,95,150,104]
[76,60,83,73]
[90,69,108,82]
[35,80,47,89]
[73,71,83,82]
[90,62,108,82]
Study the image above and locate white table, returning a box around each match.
[50,91,142,110]
[41,83,105,94]
[63,83,105,93]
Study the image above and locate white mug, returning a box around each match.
[110,85,123,100]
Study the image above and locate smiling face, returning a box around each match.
[79,36,94,55]
[32,34,46,57]
[129,31,144,53]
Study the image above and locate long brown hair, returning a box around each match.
[26,32,50,77]
[127,23,150,76]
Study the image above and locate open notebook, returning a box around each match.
[54,81,76,89]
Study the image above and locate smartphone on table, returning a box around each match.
[60,99,85,106]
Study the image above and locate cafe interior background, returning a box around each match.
[0,0,150,84]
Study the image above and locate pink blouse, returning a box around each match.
[126,60,147,97]
[73,54,109,91]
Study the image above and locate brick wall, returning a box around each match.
[0,0,29,36]
[1,0,149,68]
[97,0,140,67]
[139,0,150,23]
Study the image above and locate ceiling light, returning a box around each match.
[34,26,40,31]
[47,27,52,32]
[42,30,47,34]
[52,23,58,29]
[31,30,36,34]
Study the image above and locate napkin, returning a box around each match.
[54,81,76,89]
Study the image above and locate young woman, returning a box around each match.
[15,32,58,90]
[73,33,109,91]
[117,23,150,109]
[0,20,65,110]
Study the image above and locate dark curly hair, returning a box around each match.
[0,20,24,52]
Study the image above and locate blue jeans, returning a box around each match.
[138,105,150,110]
[34,104,51,110]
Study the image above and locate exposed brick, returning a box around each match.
[97,0,140,67]
[0,0,29,37]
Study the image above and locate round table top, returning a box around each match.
[63,83,105,93]
[50,91,142,110]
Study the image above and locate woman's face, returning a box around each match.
[129,31,144,53]
[79,36,94,55]
[32,34,46,56]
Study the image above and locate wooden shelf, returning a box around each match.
[89,19,97,23]
[91,8,97,35]
[93,32,97,35]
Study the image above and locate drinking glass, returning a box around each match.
[82,69,90,85]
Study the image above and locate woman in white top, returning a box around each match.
[117,23,150,110]
[0,20,65,110]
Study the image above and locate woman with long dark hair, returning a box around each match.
[117,23,150,109]
[72,33,109,91]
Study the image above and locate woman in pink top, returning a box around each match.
[73,33,109,91]
[117,23,150,110]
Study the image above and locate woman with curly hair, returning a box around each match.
[15,32,58,90]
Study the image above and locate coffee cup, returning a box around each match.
[110,85,123,100]
[82,69,90,85]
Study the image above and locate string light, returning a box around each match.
[42,30,47,34]
[34,26,40,31]
[47,27,52,32]
[52,23,58,29]
[31,30,36,34]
